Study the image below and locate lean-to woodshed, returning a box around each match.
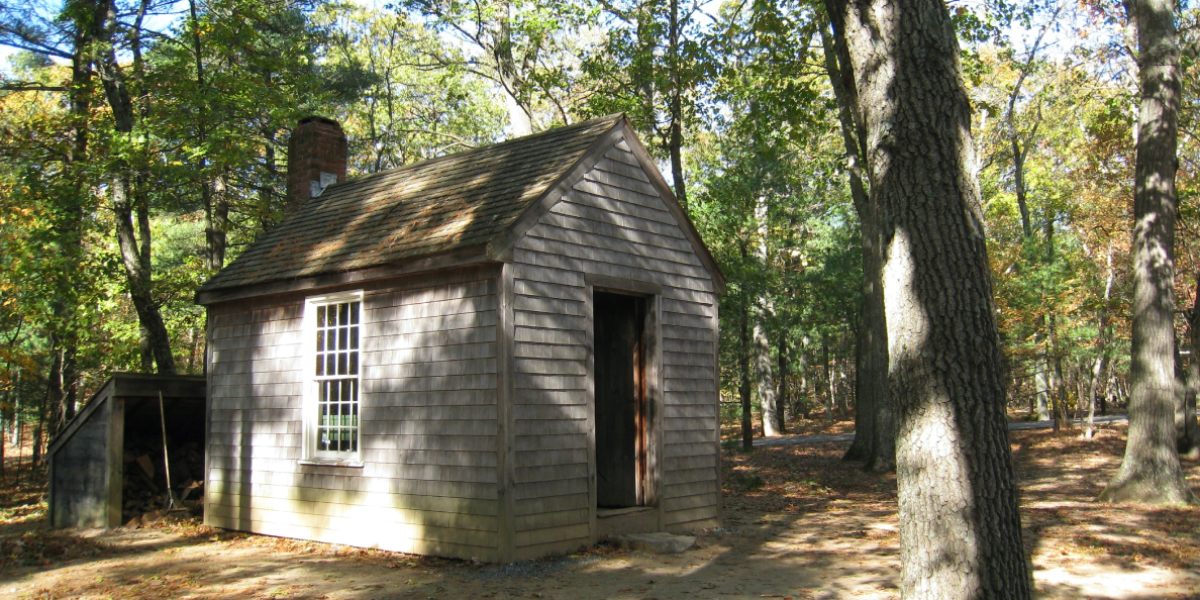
[196,115,724,562]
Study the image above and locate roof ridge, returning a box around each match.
[322,113,625,193]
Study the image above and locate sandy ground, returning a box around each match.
[2,424,1198,599]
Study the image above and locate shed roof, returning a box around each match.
[197,114,722,304]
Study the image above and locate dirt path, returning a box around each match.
[2,424,1197,599]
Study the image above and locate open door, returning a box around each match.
[593,292,648,508]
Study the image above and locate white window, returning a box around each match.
[304,291,363,462]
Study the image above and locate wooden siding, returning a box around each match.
[49,398,111,528]
[205,271,502,561]
[508,136,719,555]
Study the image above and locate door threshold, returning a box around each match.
[597,506,654,518]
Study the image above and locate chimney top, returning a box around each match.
[286,117,347,214]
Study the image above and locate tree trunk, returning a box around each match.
[666,0,687,210]
[1100,0,1195,504]
[820,11,892,470]
[1086,244,1114,439]
[89,0,176,374]
[754,197,780,437]
[1177,275,1200,457]
[776,332,789,434]
[821,335,834,424]
[830,0,1033,596]
[739,293,753,451]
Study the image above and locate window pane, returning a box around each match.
[312,298,360,456]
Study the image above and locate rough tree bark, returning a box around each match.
[820,10,892,471]
[829,0,1032,596]
[1086,242,1116,439]
[89,0,176,374]
[754,196,780,437]
[1100,0,1196,504]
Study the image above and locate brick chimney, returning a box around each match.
[286,116,347,214]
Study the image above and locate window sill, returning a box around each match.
[298,459,364,469]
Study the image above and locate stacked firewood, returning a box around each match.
[121,439,204,524]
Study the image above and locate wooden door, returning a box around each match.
[594,292,646,508]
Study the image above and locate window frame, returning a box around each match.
[301,290,365,466]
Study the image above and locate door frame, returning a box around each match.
[585,275,662,527]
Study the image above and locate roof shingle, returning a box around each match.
[199,114,624,296]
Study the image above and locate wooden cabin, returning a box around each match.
[195,115,724,562]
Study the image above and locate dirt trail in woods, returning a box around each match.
[3,424,1198,599]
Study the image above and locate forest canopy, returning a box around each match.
[1,0,1198,464]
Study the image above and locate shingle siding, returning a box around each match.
[205,271,503,561]
[507,136,719,557]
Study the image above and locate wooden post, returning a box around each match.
[105,395,124,528]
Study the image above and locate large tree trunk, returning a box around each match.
[830,0,1032,596]
[89,0,175,374]
[754,197,780,437]
[1100,0,1195,504]
[820,11,892,470]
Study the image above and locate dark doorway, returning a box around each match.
[594,291,649,508]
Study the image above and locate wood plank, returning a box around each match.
[512,492,589,516]
[513,508,589,532]
[513,327,586,345]
[512,264,585,287]
[208,492,498,530]
[547,199,687,240]
[514,278,585,301]
[664,378,716,393]
[367,373,498,393]
[369,404,498,421]
[520,234,707,277]
[207,468,498,499]
[513,418,588,436]
[536,211,692,253]
[661,466,718,485]
[205,504,498,547]
[362,357,497,379]
[361,325,497,351]
[514,463,588,484]
[514,523,590,548]
[513,250,713,294]
[513,374,587,391]
[512,434,588,452]
[360,418,498,437]
[513,357,587,376]
[510,389,587,406]
[513,404,588,421]
[208,482,498,515]
[513,294,586,316]
[371,310,497,335]
[512,343,587,361]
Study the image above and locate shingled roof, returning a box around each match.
[198,114,627,301]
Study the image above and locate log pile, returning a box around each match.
[121,438,204,524]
